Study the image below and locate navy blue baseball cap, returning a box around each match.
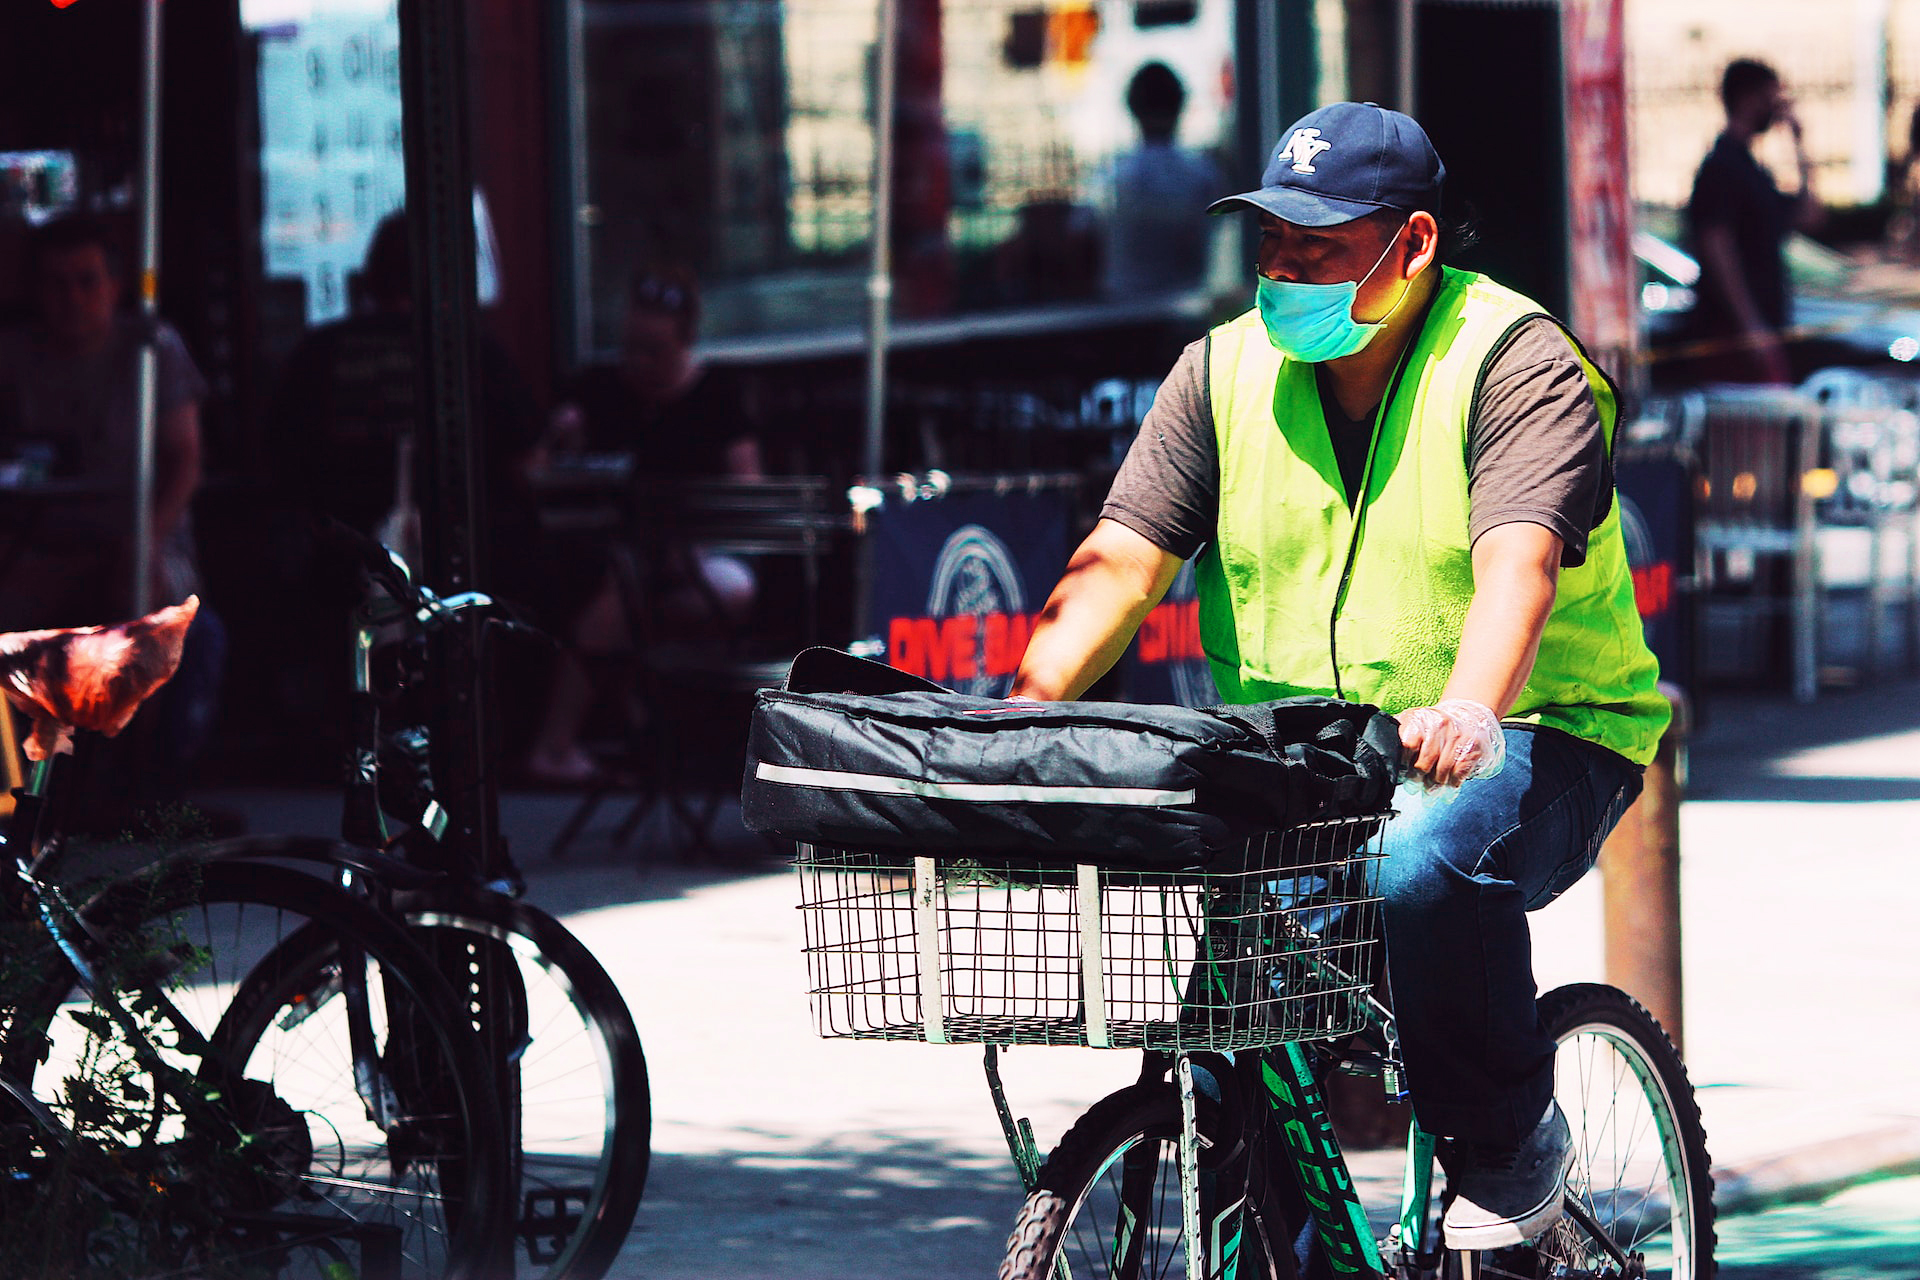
[1208,101,1445,226]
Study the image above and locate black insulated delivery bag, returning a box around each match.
[741,648,1399,871]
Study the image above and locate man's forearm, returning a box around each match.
[1012,520,1180,701]
[1012,586,1151,701]
[1439,524,1562,716]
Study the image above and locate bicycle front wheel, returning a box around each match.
[402,893,650,1280]
[2,860,512,1280]
[1534,982,1716,1280]
[998,1082,1295,1280]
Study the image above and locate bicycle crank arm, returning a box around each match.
[1560,1194,1643,1277]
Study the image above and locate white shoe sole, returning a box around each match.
[1442,1168,1569,1251]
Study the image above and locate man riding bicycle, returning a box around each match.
[1011,102,1668,1251]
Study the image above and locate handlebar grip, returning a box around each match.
[488,615,557,648]
[1362,711,1411,783]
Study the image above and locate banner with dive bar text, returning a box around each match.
[864,476,1078,698]
[861,474,1218,705]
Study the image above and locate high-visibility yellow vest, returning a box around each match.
[1196,267,1669,765]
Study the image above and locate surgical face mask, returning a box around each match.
[1255,224,1410,362]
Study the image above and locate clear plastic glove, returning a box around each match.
[1396,698,1506,792]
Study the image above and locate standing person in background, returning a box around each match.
[268,212,583,785]
[269,212,547,561]
[1097,62,1224,297]
[1684,58,1824,383]
[1883,102,1920,264]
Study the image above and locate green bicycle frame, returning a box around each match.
[983,1020,1445,1279]
[1254,1043,1389,1276]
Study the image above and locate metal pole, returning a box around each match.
[396,7,516,1259]
[861,0,901,481]
[131,0,164,616]
[1792,403,1821,702]
[1254,0,1281,159]
[1395,0,1417,114]
[397,0,500,878]
[1600,683,1689,1053]
[562,0,591,370]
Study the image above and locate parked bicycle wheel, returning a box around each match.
[1458,984,1715,1280]
[403,894,650,1280]
[202,833,651,1279]
[999,1081,1295,1280]
[208,876,650,1280]
[1,860,512,1280]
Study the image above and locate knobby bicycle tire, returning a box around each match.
[1453,983,1716,1280]
[1,859,514,1280]
[999,1082,1297,1280]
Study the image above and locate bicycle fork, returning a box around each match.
[983,1046,1269,1280]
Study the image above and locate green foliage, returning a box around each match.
[0,855,297,1279]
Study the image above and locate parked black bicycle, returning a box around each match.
[208,530,651,1280]
[0,597,514,1278]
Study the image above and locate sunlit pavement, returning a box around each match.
[189,678,1920,1277]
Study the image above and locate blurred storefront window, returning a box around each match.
[244,0,407,327]
[572,0,1238,352]
[244,0,504,364]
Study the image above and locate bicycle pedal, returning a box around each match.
[520,1187,588,1263]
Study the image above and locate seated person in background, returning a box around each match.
[0,213,206,630]
[0,214,221,801]
[269,213,605,784]
[524,266,764,786]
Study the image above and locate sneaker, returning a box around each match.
[1440,1100,1573,1250]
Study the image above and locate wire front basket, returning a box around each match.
[796,812,1389,1052]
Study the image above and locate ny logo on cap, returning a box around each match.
[1275,127,1333,174]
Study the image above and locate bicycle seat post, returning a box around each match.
[11,757,57,878]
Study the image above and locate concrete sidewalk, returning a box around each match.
[188,677,1920,1277]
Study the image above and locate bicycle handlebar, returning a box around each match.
[317,517,553,645]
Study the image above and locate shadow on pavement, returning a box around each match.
[178,786,795,915]
[1693,776,1920,803]
[617,1140,1025,1280]
[1687,679,1920,802]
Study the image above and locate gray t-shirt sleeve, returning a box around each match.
[1100,337,1217,560]
[155,321,209,416]
[1466,316,1612,568]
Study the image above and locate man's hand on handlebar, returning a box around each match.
[1396,698,1505,790]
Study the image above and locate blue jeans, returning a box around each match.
[1379,725,1642,1146]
